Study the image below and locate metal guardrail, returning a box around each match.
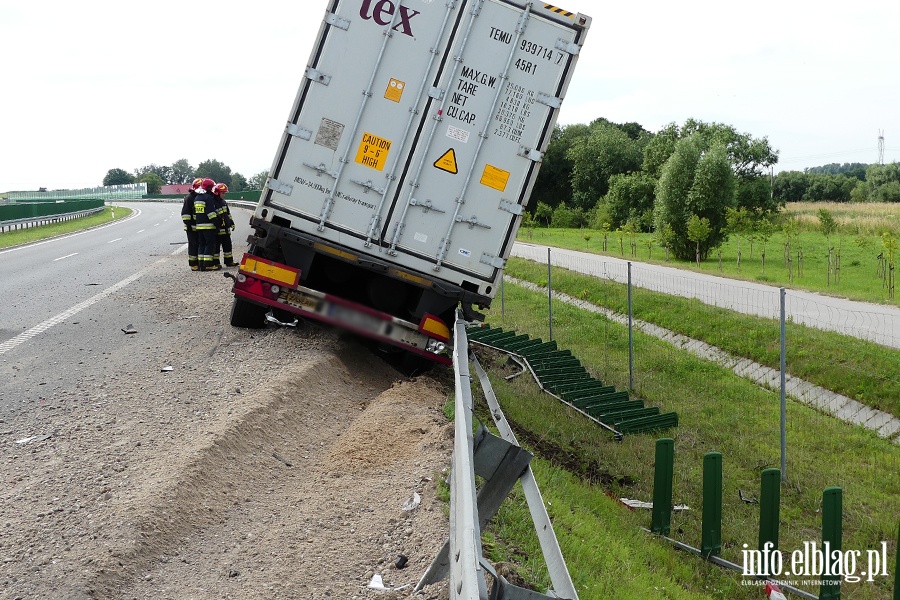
[0,207,106,233]
[416,313,578,599]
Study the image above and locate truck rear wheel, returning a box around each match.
[230,297,267,329]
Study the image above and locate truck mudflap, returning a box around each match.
[231,253,451,364]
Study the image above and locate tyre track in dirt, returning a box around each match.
[1,241,454,600]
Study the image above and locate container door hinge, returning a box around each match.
[457,215,491,230]
[303,162,340,179]
[268,179,294,196]
[536,92,562,109]
[285,123,313,140]
[350,179,386,195]
[517,146,544,162]
[429,87,445,100]
[555,38,581,55]
[324,12,351,30]
[410,198,446,214]
[481,253,506,269]
[305,67,332,86]
[499,200,524,216]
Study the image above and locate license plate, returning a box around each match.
[280,290,319,311]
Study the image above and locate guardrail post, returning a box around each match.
[759,468,781,552]
[819,486,842,600]
[651,438,674,535]
[701,452,722,556]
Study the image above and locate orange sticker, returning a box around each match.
[480,164,510,191]
[385,78,405,102]
[434,149,458,174]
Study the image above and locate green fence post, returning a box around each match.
[701,452,722,556]
[759,468,781,552]
[651,438,675,535]
[819,486,842,600]
[892,519,898,600]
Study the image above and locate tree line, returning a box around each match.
[102,159,268,195]
[526,117,900,261]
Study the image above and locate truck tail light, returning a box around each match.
[419,314,450,342]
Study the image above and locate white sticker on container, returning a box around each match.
[458,248,472,257]
[446,125,470,144]
[414,232,428,244]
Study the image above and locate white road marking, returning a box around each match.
[107,238,122,243]
[0,249,183,357]
[53,253,78,262]
[137,229,146,233]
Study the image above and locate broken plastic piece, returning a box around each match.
[620,498,689,512]
[161,366,174,372]
[121,324,138,334]
[401,492,421,511]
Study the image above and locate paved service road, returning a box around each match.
[512,242,900,349]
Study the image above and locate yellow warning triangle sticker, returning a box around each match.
[434,148,458,174]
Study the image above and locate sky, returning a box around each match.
[1,0,899,192]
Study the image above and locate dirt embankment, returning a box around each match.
[1,249,454,599]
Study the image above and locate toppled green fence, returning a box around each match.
[467,324,678,437]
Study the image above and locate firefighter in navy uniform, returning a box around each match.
[193,178,220,271]
[212,183,238,267]
[181,178,203,270]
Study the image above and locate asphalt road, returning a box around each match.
[0,201,251,417]
[512,242,900,349]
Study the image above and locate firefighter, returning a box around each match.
[193,178,220,271]
[212,183,238,267]
[181,178,203,270]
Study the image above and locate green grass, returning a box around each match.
[469,282,900,599]
[504,257,900,416]
[0,206,131,248]
[517,226,898,306]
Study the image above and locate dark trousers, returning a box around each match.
[186,229,199,267]
[197,229,219,269]
[219,233,234,265]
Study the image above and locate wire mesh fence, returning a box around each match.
[496,244,900,596]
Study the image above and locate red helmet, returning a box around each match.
[201,178,215,191]
[213,183,229,196]
[191,177,203,190]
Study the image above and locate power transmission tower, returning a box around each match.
[878,130,885,165]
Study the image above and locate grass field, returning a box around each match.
[469,281,900,599]
[0,206,132,249]
[518,202,899,306]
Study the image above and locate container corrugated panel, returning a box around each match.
[256,0,591,299]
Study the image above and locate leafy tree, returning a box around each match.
[756,217,774,274]
[530,123,589,209]
[231,173,248,193]
[773,170,808,203]
[654,222,675,262]
[655,136,702,260]
[655,138,735,261]
[249,171,269,190]
[725,206,751,270]
[534,201,553,227]
[603,173,656,231]
[642,122,680,179]
[195,159,233,188]
[138,173,164,194]
[686,214,711,267]
[818,209,837,238]
[568,120,644,211]
[134,163,173,184]
[170,159,195,184]
[550,204,577,228]
[103,168,135,186]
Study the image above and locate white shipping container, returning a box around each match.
[253,0,591,299]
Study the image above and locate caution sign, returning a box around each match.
[480,164,510,192]
[355,132,392,171]
[434,149,458,174]
[384,78,405,103]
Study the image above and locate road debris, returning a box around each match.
[401,492,421,512]
[121,324,138,334]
